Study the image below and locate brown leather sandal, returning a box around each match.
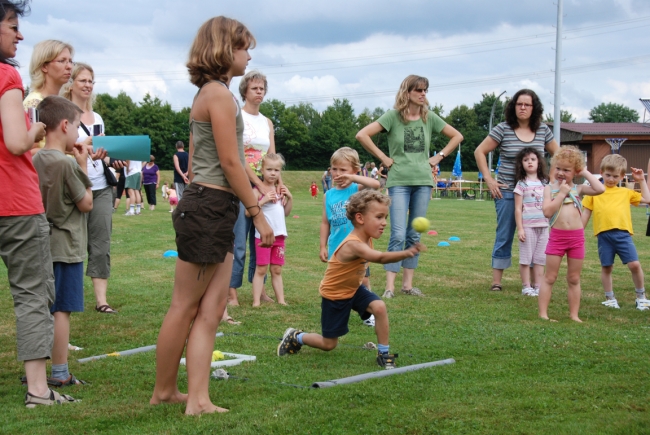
[95,304,118,314]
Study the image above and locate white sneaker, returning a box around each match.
[533,288,540,296]
[522,287,537,297]
[635,298,650,311]
[124,211,135,216]
[602,299,620,309]
[363,314,375,327]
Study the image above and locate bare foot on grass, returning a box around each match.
[539,316,558,322]
[570,316,583,323]
[227,288,239,306]
[261,294,275,303]
[185,403,229,415]
[150,390,188,405]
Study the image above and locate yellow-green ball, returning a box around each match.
[412,217,430,233]
[212,350,224,362]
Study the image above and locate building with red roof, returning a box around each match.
[547,122,650,174]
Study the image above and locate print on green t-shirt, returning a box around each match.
[377,109,447,188]
[404,126,425,153]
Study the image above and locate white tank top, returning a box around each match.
[242,110,271,175]
[254,195,287,238]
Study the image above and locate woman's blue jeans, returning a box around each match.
[229,203,257,288]
[492,190,516,270]
[384,185,432,273]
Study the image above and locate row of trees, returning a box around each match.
[92,91,641,171]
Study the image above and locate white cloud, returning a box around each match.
[11,0,650,122]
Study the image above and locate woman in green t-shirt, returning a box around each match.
[356,75,463,298]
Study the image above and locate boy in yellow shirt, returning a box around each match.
[277,190,423,369]
[582,155,650,310]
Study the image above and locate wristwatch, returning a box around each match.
[439,151,446,158]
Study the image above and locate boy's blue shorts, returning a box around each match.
[597,229,638,266]
[51,262,84,313]
[321,285,380,339]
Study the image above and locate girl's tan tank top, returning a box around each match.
[190,81,245,188]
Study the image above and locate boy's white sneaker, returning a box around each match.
[522,287,537,297]
[363,314,375,327]
[124,210,135,216]
[602,298,620,309]
[635,298,650,311]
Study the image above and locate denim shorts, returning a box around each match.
[51,262,84,313]
[597,229,638,266]
[173,184,239,264]
[321,285,379,338]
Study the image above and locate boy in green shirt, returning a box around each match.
[32,96,93,386]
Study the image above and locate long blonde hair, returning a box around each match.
[394,75,429,124]
[29,40,74,91]
[61,63,95,112]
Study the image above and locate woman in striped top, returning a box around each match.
[474,89,559,292]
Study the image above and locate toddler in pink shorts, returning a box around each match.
[246,154,293,306]
[255,236,286,267]
[538,146,604,322]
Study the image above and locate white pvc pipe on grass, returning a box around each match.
[77,332,224,363]
[311,358,455,388]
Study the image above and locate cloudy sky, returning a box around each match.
[13,0,650,122]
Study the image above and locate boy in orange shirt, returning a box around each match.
[277,190,423,369]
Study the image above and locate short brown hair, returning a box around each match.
[239,70,268,101]
[600,154,627,175]
[37,95,82,130]
[551,145,585,172]
[330,147,361,172]
[187,16,256,88]
[346,190,391,222]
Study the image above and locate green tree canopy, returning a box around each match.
[588,102,639,123]
[440,105,481,171]
[473,92,506,132]
[543,110,576,123]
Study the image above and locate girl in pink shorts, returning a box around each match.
[247,154,293,306]
[168,187,177,212]
[538,146,604,322]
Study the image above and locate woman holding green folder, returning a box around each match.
[62,63,117,314]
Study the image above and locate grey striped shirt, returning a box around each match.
[489,122,553,191]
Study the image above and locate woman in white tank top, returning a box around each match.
[227,70,278,308]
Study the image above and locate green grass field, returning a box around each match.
[1,170,648,434]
